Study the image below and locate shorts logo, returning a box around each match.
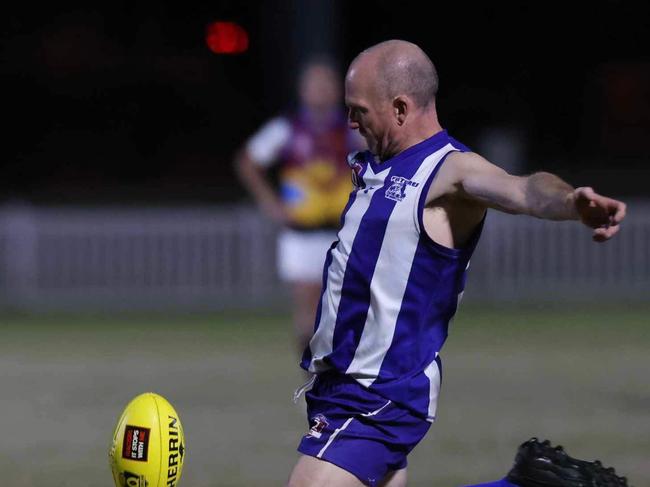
[385,176,418,202]
[306,414,329,439]
[122,425,150,462]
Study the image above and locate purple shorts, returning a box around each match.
[297,371,431,486]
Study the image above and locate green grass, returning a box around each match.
[0,305,648,486]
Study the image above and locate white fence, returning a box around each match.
[470,206,649,301]
[0,205,279,311]
[0,202,648,311]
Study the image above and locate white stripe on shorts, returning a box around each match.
[316,417,354,458]
[423,354,441,422]
[361,400,391,417]
[316,400,391,458]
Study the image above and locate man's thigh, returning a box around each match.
[379,468,407,487]
[287,456,407,487]
[287,455,365,487]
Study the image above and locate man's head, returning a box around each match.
[298,57,341,114]
[345,40,440,160]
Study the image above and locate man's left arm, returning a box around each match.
[447,152,627,242]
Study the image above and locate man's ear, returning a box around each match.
[393,96,409,126]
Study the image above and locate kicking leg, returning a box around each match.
[288,457,408,487]
[379,468,407,487]
[287,455,366,487]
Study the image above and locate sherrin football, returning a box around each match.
[109,392,186,487]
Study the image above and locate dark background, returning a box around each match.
[2,0,648,204]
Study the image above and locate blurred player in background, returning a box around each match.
[235,57,365,355]
[287,40,627,487]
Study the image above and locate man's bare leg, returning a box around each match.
[287,455,407,487]
[290,281,323,354]
[287,455,365,487]
[380,468,407,487]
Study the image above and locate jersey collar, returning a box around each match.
[369,129,449,173]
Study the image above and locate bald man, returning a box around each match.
[287,40,626,487]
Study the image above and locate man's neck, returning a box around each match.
[383,108,443,161]
[382,124,444,161]
[401,123,443,151]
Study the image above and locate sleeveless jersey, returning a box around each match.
[300,130,484,421]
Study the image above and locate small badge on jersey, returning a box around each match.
[385,176,419,202]
[348,150,381,190]
[347,151,366,189]
[306,414,329,439]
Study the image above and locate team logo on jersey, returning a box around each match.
[306,414,329,439]
[385,176,419,202]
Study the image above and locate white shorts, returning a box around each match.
[277,229,337,283]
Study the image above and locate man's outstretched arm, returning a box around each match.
[447,152,627,242]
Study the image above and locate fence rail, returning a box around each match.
[0,202,647,311]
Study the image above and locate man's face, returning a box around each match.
[345,65,395,160]
[299,64,341,112]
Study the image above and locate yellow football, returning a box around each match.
[109,392,186,487]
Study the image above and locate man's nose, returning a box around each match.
[347,107,359,130]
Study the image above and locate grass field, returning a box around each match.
[1,305,649,487]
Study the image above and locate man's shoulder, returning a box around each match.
[426,151,484,203]
[447,134,472,153]
[438,150,479,179]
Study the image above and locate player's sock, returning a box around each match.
[462,479,520,487]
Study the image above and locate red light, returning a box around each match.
[205,21,249,54]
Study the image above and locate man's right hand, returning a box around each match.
[571,187,627,242]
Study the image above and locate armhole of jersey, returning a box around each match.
[416,147,474,257]
[414,149,456,236]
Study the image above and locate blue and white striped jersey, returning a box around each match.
[300,130,484,421]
